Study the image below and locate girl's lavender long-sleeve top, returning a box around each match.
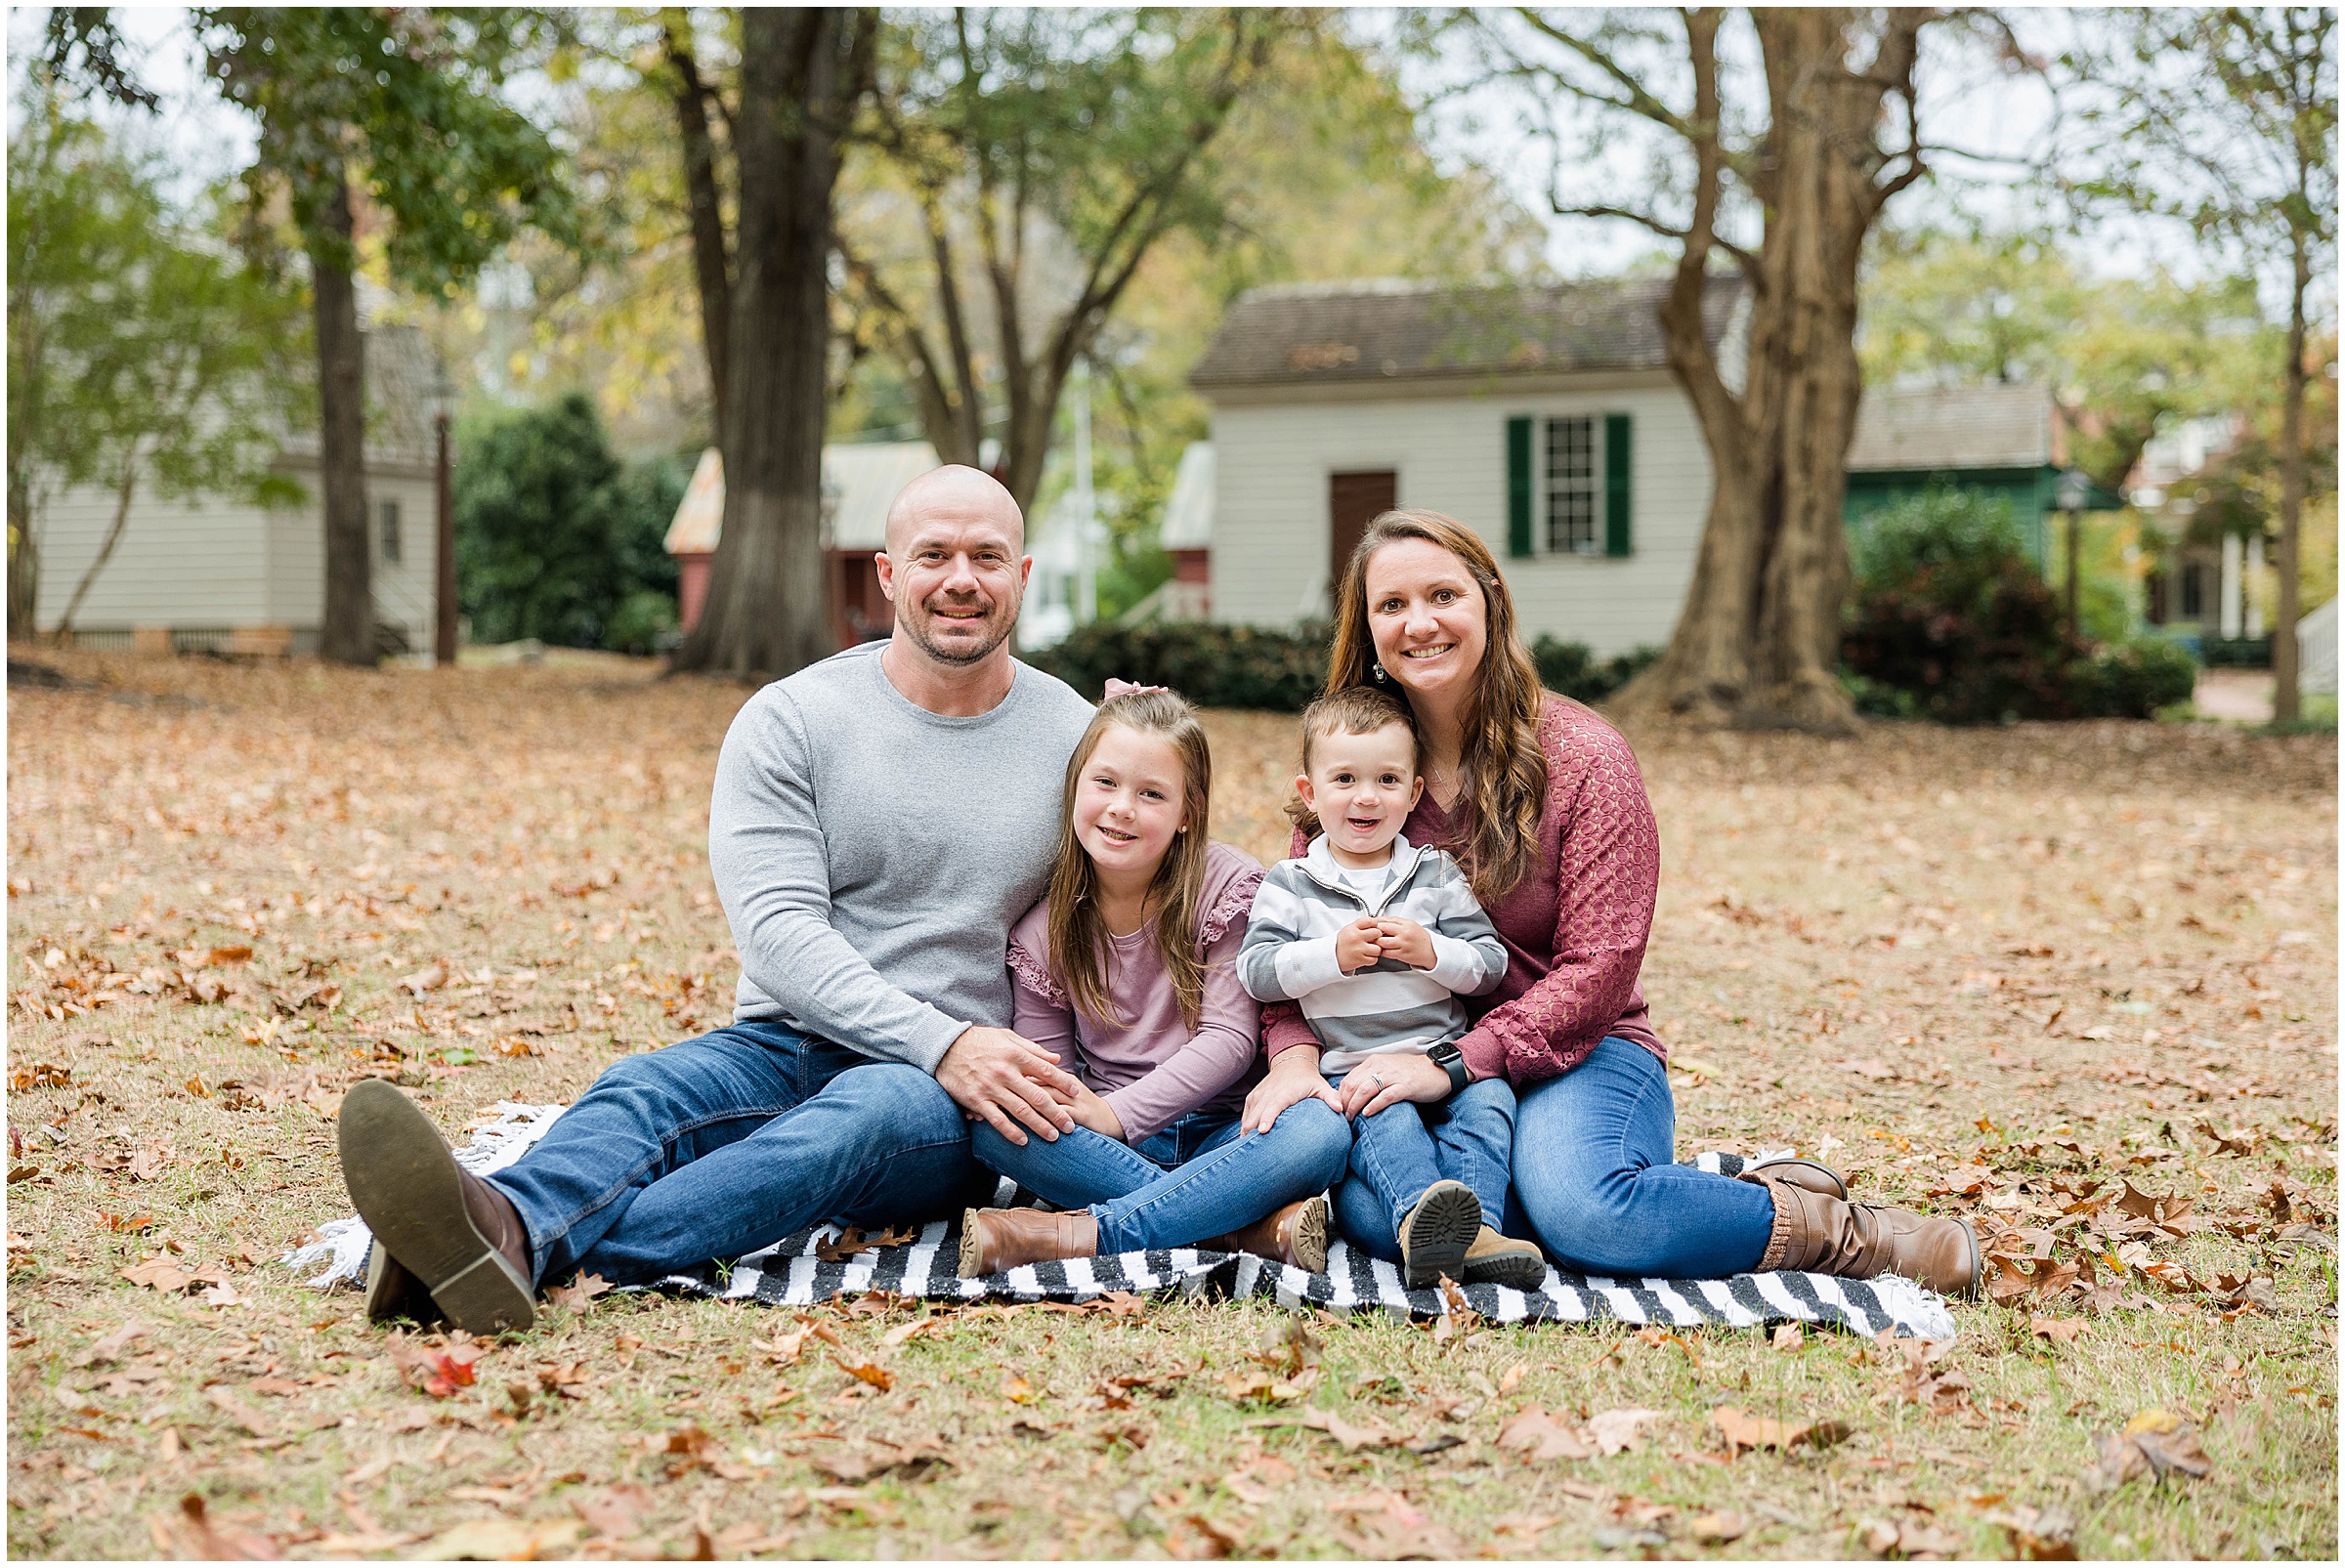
[1262,697,1665,1086]
[1006,841,1266,1143]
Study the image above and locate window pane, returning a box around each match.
[379,500,402,564]
[1544,417,1598,555]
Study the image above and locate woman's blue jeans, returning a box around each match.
[486,1021,991,1286]
[971,1098,1351,1253]
[1331,1076,1517,1262]
[1509,1036,1775,1278]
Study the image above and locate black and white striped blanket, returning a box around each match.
[286,1102,1957,1339]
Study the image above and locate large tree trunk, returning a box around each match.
[1614,8,1917,735]
[311,169,372,667]
[2273,233,2308,724]
[671,9,872,679]
[664,11,733,456]
[7,476,36,641]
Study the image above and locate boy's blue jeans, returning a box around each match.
[1331,1075,1517,1263]
[972,1098,1351,1253]
[486,1021,991,1286]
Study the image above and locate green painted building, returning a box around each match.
[1843,382,2121,569]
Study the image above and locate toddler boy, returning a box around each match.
[1237,686,1548,1290]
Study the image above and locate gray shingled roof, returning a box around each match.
[1189,275,1742,391]
[1845,382,2055,473]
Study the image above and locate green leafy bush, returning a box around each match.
[1529,637,1660,705]
[454,394,684,651]
[1029,620,1329,710]
[1843,489,2192,723]
[604,589,678,657]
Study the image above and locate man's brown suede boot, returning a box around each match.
[1199,1197,1329,1272]
[339,1079,535,1334]
[958,1208,1099,1278]
[1751,1171,1982,1297]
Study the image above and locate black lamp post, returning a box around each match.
[2057,467,2091,639]
[431,365,456,667]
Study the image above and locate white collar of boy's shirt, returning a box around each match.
[1300,831,1425,899]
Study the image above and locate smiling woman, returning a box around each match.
[1258,508,1986,1297]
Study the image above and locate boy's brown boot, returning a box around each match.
[1750,1172,1982,1297]
[957,1208,1098,1279]
[1461,1226,1549,1290]
[1200,1196,1329,1272]
[1396,1179,1482,1289]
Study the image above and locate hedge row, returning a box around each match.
[1029,621,1658,712]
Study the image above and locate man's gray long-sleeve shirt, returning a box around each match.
[709,641,1094,1073]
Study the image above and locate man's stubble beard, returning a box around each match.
[901,592,1022,667]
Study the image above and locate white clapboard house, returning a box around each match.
[28,326,442,656]
[1187,275,1747,657]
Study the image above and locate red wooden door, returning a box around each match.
[1329,470,1397,599]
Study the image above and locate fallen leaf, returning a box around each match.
[2028,1316,2084,1344]
[1988,1503,2080,1560]
[834,1357,894,1391]
[203,1386,275,1438]
[1585,1407,1662,1456]
[72,1320,149,1368]
[1689,1510,1748,1544]
[543,1271,613,1313]
[1297,1407,1403,1451]
[2082,1410,2213,1491]
[1000,1372,1037,1404]
[1772,1322,1805,1353]
[427,1518,583,1560]
[397,964,448,996]
[120,1257,191,1293]
[1329,1490,1458,1560]
[1709,1404,1853,1455]
[165,1492,279,1560]
[1491,1511,1558,1539]
[573,1483,657,1541]
[1495,1405,1594,1461]
[1167,1512,1241,1560]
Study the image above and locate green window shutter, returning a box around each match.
[1506,415,1533,559]
[1603,412,1633,557]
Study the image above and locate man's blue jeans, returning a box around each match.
[1509,1036,1775,1278]
[486,1021,988,1286]
[1331,1075,1517,1262]
[971,1099,1351,1253]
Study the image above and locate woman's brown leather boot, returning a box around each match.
[1749,1171,1982,1297]
[1736,1156,1848,1200]
[958,1208,1098,1278]
[1198,1197,1329,1272]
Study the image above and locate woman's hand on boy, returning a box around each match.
[1336,918,1385,975]
[1241,1047,1343,1134]
[938,1025,1081,1146]
[1372,917,1436,970]
[1338,1053,1450,1120]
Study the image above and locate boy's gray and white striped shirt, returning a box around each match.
[1235,834,1510,1074]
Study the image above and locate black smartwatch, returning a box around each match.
[1427,1040,1470,1099]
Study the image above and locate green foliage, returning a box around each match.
[7,79,308,627]
[1030,621,1330,711]
[454,394,682,651]
[1528,637,1661,705]
[1843,490,2191,723]
[1859,228,2271,494]
[196,8,575,288]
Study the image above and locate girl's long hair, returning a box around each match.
[1045,688,1215,1032]
[1325,508,1549,902]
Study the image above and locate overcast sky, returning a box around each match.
[11,6,2324,317]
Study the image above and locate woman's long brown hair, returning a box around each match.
[1045,689,1215,1033]
[1325,509,1549,902]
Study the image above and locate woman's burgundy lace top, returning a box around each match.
[1262,696,1665,1085]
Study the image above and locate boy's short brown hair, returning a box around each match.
[1298,685,1419,776]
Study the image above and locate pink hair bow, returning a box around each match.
[1103,677,1170,701]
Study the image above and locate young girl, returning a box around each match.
[958,681,1353,1278]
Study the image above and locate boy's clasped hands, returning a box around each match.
[1334,913,1436,974]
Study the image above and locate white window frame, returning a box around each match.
[1542,415,1601,557]
[378,498,403,565]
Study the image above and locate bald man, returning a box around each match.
[339,466,1096,1332]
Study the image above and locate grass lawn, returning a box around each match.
[6,650,2335,1561]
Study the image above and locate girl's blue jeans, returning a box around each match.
[971,1098,1351,1253]
[1508,1036,1775,1277]
[1331,1075,1517,1262]
[487,1021,992,1286]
